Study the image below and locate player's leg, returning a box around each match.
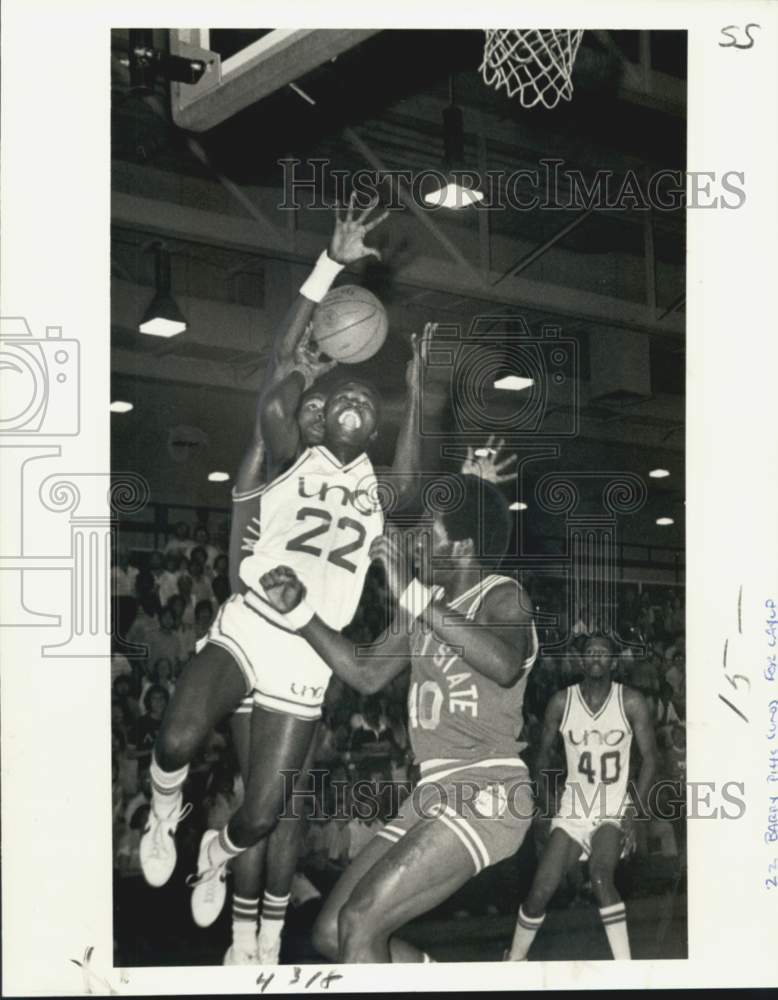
[588,822,630,959]
[190,705,317,928]
[506,827,583,960]
[140,642,247,888]
[224,702,268,965]
[335,817,479,963]
[257,728,319,963]
[312,831,430,963]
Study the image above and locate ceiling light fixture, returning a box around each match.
[494,375,535,391]
[110,400,133,413]
[139,242,187,338]
[510,501,528,511]
[423,77,484,211]
[656,517,674,526]
[208,471,230,483]
[649,468,670,478]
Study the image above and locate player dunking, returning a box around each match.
[259,474,538,962]
[506,634,657,961]
[140,196,428,931]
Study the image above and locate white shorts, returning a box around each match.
[199,594,331,721]
[550,784,630,860]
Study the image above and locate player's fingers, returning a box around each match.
[495,452,518,471]
[495,471,519,484]
[346,190,356,222]
[466,444,474,461]
[495,436,505,453]
[362,246,382,261]
[356,195,378,223]
[486,433,495,449]
[363,207,388,231]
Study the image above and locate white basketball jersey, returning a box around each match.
[240,446,384,631]
[560,682,632,814]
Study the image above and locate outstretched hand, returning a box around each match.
[259,565,306,615]
[461,435,518,485]
[329,192,389,265]
[406,321,436,392]
[369,533,414,600]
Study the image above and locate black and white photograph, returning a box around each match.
[109,26,688,968]
[1,4,777,996]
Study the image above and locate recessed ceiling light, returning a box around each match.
[649,468,670,478]
[423,181,484,210]
[110,400,133,413]
[656,517,674,526]
[208,471,230,483]
[494,375,534,391]
[510,501,528,511]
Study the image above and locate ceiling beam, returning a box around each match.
[112,190,684,339]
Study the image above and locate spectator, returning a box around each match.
[188,547,215,603]
[164,521,194,560]
[157,552,182,607]
[665,652,685,698]
[194,599,214,641]
[111,650,132,686]
[148,549,164,587]
[135,685,170,768]
[112,674,140,724]
[139,657,175,704]
[192,525,222,572]
[126,594,160,655]
[111,545,139,598]
[117,803,151,879]
[211,553,231,606]
[146,604,181,672]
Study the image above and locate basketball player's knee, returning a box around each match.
[312,908,339,960]
[588,857,615,892]
[239,801,280,844]
[155,723,198,770]
[338,887,380,947]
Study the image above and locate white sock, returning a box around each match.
[232,895,259,953]
[149,754,188,818]
[508,905,545,960]
[207,826,243,869]
[599,902,630,959]
[258,891,289,946]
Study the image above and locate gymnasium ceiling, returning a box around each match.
[110,28,686,550]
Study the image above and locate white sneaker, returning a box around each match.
[139,800,192,888]
[188,829,228,928]
[256,928,282,965]
[224,944,258,965]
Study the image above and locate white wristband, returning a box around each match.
[284,600,315,631]
[398,580,443,620]
[300,251,344,303]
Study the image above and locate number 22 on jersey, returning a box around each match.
[285,506,366,574]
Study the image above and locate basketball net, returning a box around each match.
[480,29,584,109]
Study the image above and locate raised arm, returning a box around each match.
[261,195,389,471]
[423,580,535,688]
[256,565,412,695]
[369,531,535,688]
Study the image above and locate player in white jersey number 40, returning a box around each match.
[507,634,658,961]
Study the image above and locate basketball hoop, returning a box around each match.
[480,29,584,109]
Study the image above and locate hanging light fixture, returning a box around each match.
[139,242,187,337]
[423,77,484,210]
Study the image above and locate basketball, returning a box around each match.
[311,285,388,363]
